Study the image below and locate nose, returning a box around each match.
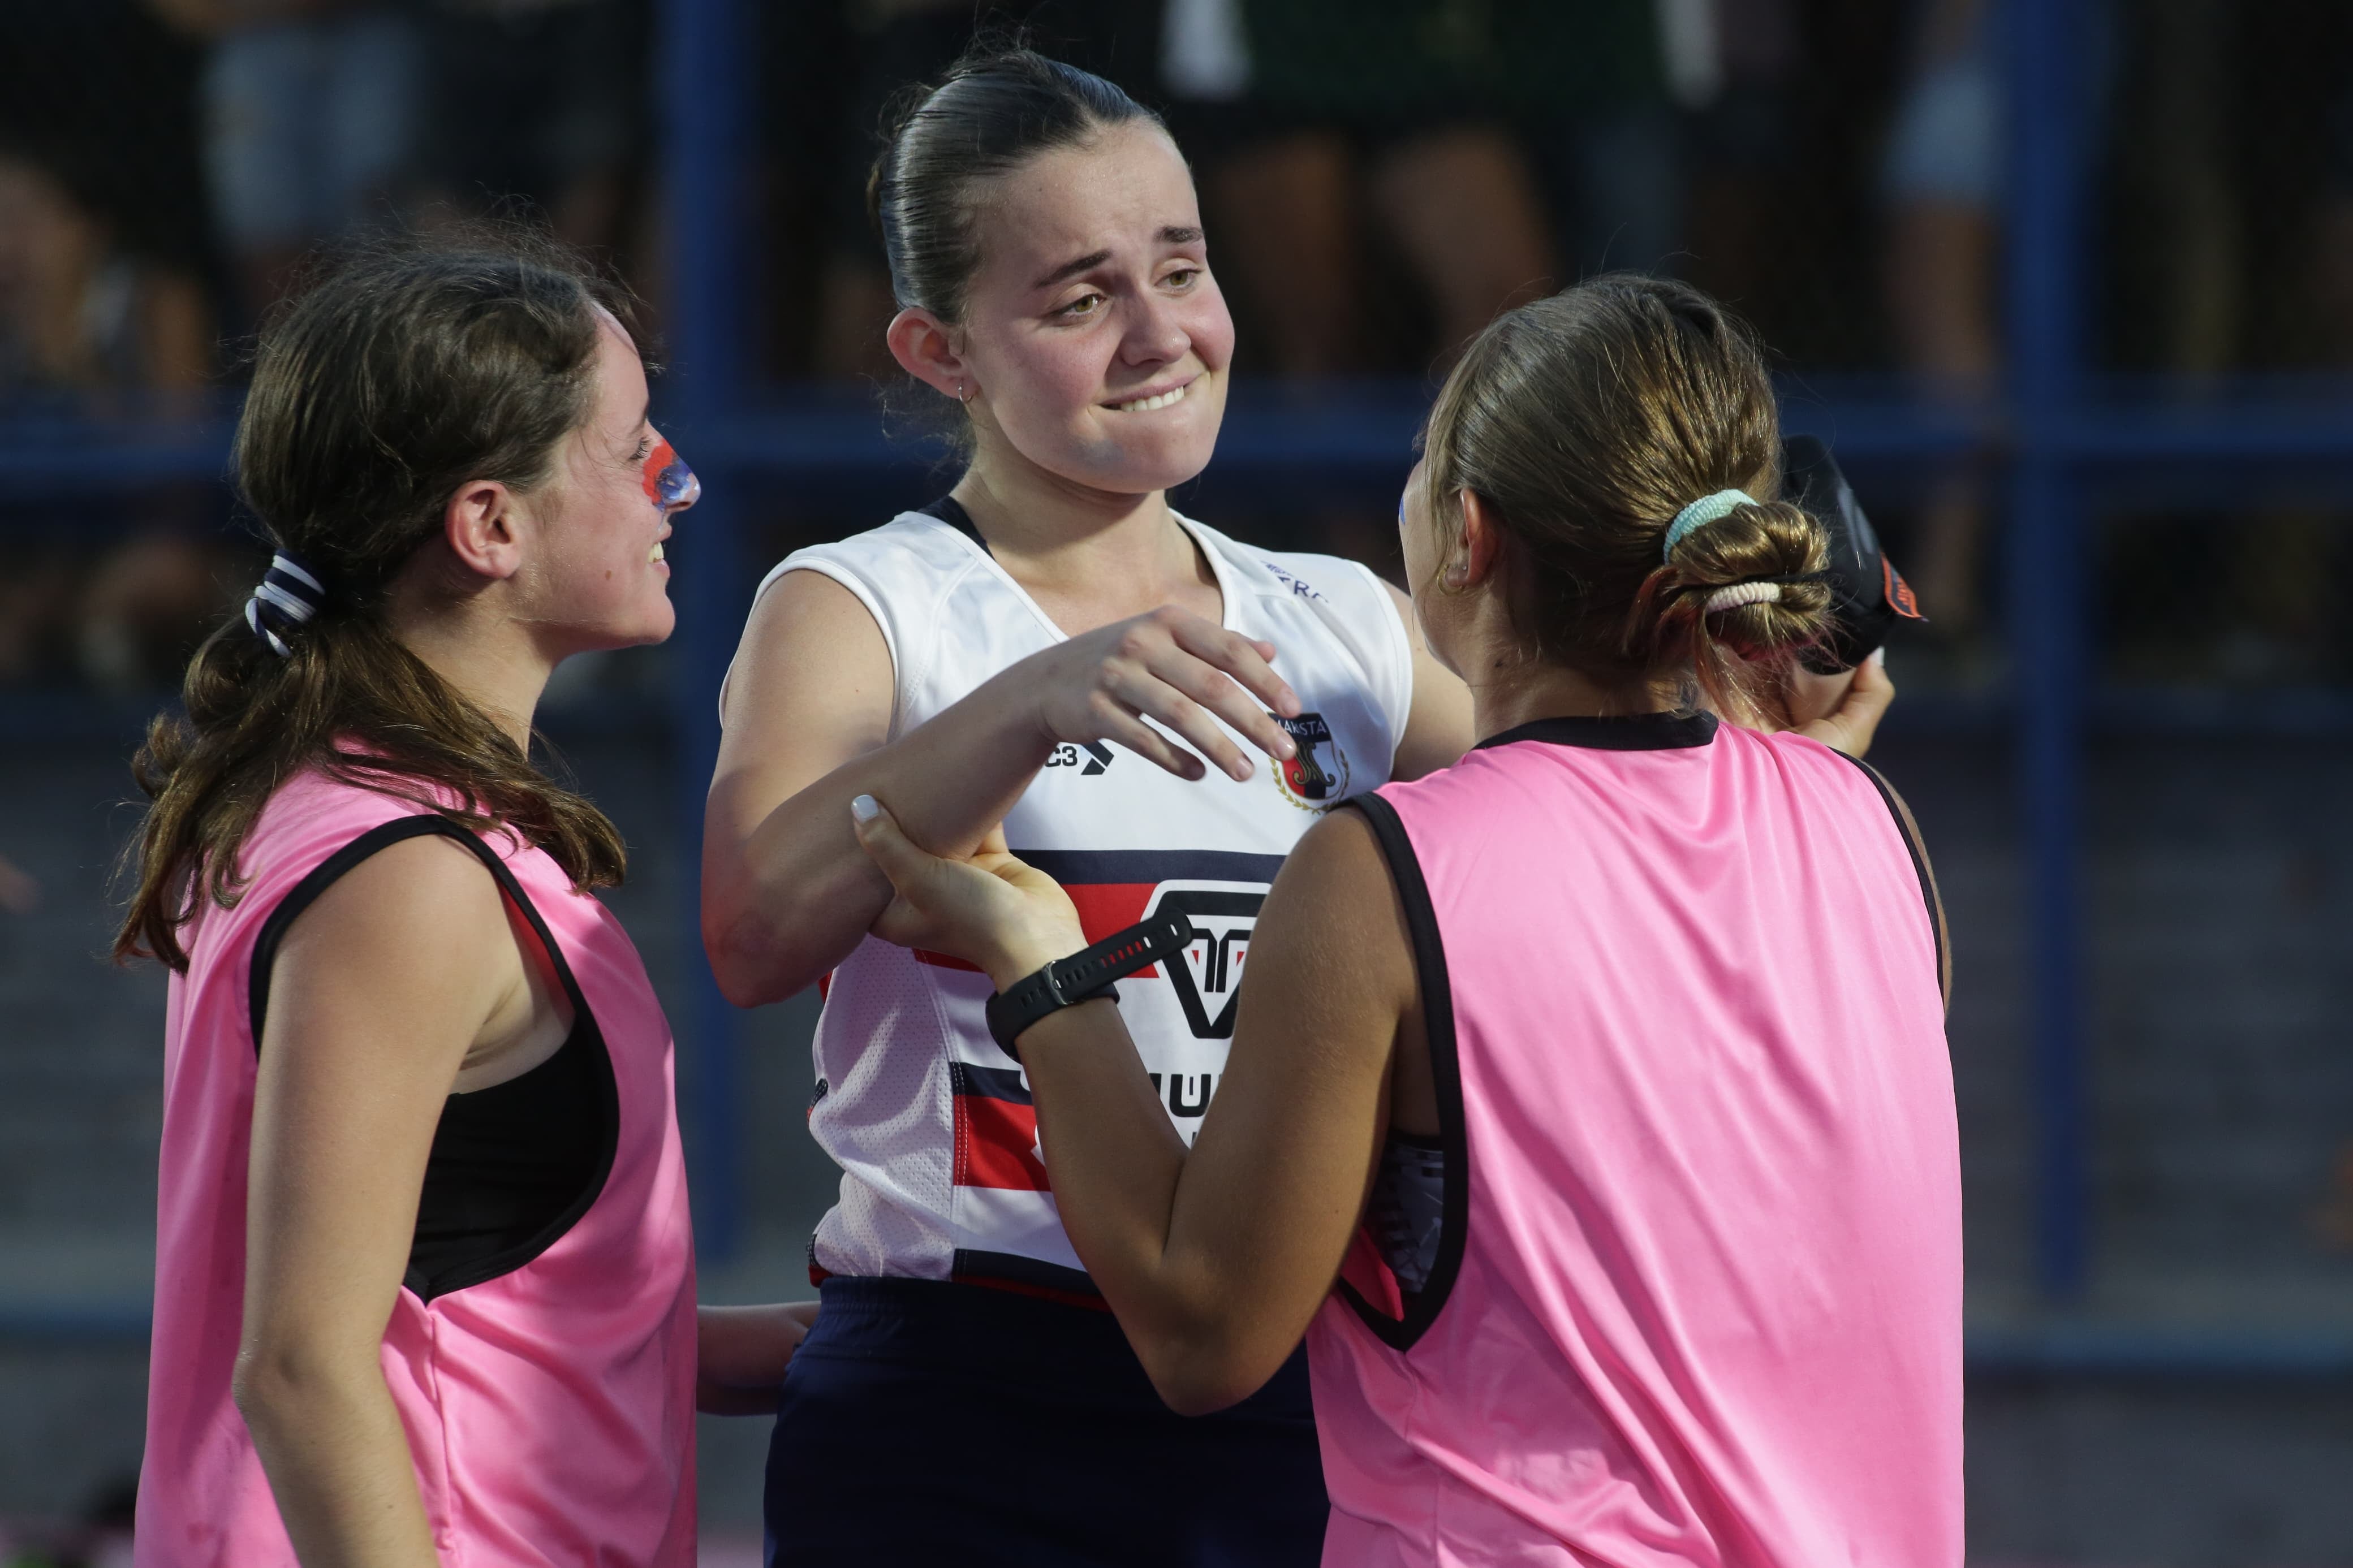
[1119,289,1191,370]
[643,436,700,516]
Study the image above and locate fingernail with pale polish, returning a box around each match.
[850,794,881,823]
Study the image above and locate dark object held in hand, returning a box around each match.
[1782,434,1925,673]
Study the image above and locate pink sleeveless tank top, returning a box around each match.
[136,768,697,1568]
[1310,712,1961,1568]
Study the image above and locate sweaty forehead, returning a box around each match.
[976,126,1200,278]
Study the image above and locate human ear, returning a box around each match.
[1449,490,1507,589]
[885,308,973,403]
[443,478,526,582]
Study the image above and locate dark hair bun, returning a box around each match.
[1416,275,1831,717]
[1656,495,1833,664]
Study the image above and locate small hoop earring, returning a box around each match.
[958,382,974,405]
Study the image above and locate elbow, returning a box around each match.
[231,1337,357,1434]
[706,943,779,1010]
[1136,1331,1279,1418]
[704,885,854,1008]
[702,902,793,1009]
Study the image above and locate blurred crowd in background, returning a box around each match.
[4,0,2353,694]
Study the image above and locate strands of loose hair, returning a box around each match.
[1416,275,1832,721]
[117,224,636,971]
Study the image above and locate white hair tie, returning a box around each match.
[1704,581,1783,614]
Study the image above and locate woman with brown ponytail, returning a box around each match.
[850,275,1962,1567]
[119,232,791,1568]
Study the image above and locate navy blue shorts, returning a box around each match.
[764,1276,1328,1567]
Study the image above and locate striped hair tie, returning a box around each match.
[243,551,326,658]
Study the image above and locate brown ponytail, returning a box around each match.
[117,226,637,971]
[1419,274,1832,719]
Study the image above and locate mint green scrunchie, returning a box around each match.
[1661,489,1757,560]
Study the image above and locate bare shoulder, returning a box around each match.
[1378,578,1420,643]
[722,568,894,738]
[1377,578,1475,780]
[1251,805,1416,1014]
[268,826,514,1009]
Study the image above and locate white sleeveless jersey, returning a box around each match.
[746,507,1414,1296]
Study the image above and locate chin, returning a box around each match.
[1068,417,1223,495]
[594,604,676,649]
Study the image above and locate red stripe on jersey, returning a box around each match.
[955,1094,1051,1190]
[911,883,1161,978]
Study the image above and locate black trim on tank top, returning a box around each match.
[1831,753,1952,1007]
[1333,792,1467,1352]
[1473,710,1718,753]
[950,1248,1104,1304]
[920,495,989,556]
[247,813,621,1302]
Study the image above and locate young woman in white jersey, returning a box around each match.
[701,46,1473,1565]
[848,275,1962,1568]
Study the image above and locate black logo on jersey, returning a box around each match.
[1046,740,1115,776]
[1148,1072,1219,1121]
[1270,711,1349,810]
[1150,887,1262,1039]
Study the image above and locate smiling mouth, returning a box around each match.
[649,542,665,563]
[1108,381,1192,414]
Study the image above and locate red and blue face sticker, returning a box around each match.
[641,436,700,516]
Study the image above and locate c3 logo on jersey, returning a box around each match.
[1270,711,1349,811]
[1045,740,1114,775]
[1144,884,1264,1039]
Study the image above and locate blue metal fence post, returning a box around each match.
[660,0,747,1260]
[2004,0,2088,1299]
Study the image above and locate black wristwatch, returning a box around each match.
[985,909,1196,1061]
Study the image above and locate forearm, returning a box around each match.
[697,1301,816,1415]
[705,669,1058,1004]
[235,1352,439,1568]
[1015,1004,1227,1375]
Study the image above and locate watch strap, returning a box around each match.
[985,908,1196,1060]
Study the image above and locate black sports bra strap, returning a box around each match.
[248,813,595,1051]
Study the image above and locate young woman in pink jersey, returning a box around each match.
[851,275,1963,1567]
[115,231,800,1567]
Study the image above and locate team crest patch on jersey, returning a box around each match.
[1270,711,1349,810]
[1144,883,1264,1039]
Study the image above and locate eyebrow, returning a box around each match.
[1032,249,1112,291]
[1029,227,1208,291]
